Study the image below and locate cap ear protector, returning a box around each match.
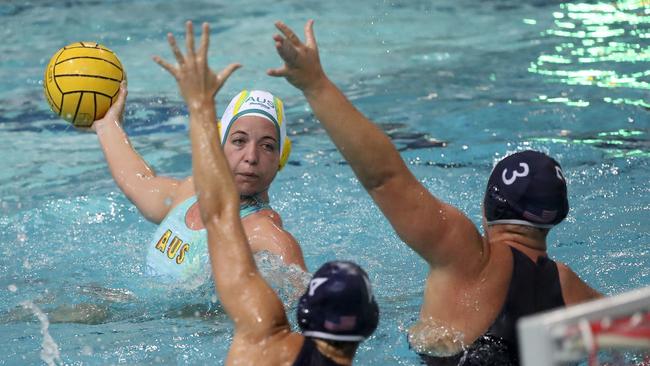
[279,137,291,170]
[484,183,521,223]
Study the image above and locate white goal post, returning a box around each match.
[518,286,650,366]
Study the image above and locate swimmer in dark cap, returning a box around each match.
[268,20,602,365]
[160,21,378,365]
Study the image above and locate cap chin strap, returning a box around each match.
[486,219,555,229]
[302,331,365,342]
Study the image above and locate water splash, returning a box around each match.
[254,251,311,309]
[19,300,62,366]
[405,317,466,357]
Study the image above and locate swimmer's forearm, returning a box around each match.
[303,78,471,265]
[94,118,183,223]
[94,119,156,190]
[189,101,257,269]
[303,78,410,190]
[189,100,277,325]
[189,102,239,221]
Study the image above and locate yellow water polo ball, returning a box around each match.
[44,42,125,127]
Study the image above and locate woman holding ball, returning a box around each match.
[92,28,305,289]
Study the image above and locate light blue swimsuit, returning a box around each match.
[145,195,270,288]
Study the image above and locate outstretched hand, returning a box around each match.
[91,80,127,132]
[153,21,241,110]
[267,20,327,94]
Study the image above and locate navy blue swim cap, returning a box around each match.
[297,261,379,342]
[484,150,569,228]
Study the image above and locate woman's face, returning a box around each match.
[223,115,280,197]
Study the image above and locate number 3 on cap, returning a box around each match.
[502,163,529,185]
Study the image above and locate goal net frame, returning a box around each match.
[518,286,650,366]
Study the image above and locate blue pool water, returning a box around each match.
[1,0,648,364]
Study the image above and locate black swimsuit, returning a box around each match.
[418,246,566,365]
[293,337,344,366]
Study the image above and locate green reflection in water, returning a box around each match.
[604,96,650,108]
[530,129,649,158]
[536,94,590,107]
[529,0,650,108]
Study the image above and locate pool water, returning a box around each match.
[0,0,648,365]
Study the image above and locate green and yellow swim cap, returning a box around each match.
[219,90,291,170]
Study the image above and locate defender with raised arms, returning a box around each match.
[155,21,379,365]
[267,19,602,364]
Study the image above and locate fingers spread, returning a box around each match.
[218,63,242,83]
[304,19,316,48]
[275,21,302,46]
[275,38,299,65]
[185,21,196,57]
[198,22,210,59]
[267,66,288,77]
[168,33,185,65]
[152,56,178,79]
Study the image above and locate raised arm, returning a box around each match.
[92,83,182,224]
[154,21,291,344]
[268,21,483,268]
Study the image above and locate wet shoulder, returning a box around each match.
[168,178,196,210]
[556,260,603,305]
[244,207,284,228]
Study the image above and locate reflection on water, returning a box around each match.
[528,0,649,108]
[77,284,137,303]
[604,96,650,108]
[531,128,649,158]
